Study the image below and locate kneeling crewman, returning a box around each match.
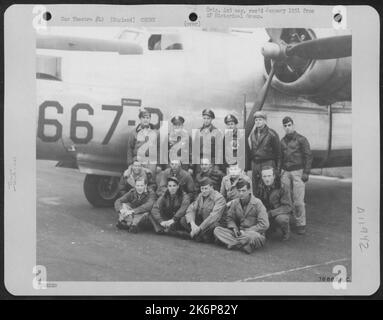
[256,166,292,241]
[185,177,226,242]
[117,160,155,196]
[220,162,252,204]
[149,177,191,238]
[214,179,269,254]
[157,159,195,199]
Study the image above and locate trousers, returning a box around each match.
[181,216,218,243]
[268,214,290,235]
[131,212,152,229]
[148,213,189,235]
[213,226,266,252]
[281,169,306,227]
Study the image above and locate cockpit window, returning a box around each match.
[148,34,183,50]
[118,30,141,41]
[36,55,62,81]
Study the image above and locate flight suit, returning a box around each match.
[256,180,292,238]
[219,172,252,228]
[214,195,269,253]
[185,190,226,243]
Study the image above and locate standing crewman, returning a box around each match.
[223,114,240,171]
[126,108,161,179]
[248,111,281,194]
[194,109,223,172]
[167,116,193,174]
[280,116,312,235]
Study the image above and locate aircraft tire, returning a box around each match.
[83,174,119,207]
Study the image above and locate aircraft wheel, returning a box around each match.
[83,174,120,207]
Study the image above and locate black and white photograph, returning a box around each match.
[3,4,380,296]
[35,24,353,280]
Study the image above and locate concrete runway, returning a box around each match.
[37,160,351,282]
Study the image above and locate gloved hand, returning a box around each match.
[301,173,309,183]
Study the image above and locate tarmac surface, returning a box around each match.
[37,160,351,282]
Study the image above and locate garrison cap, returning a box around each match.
[199,177,213,187]
[254,111,267,120]
[282,116,294,125]
[224,114,238,125]
[202,109,215,119]
[138,108,151,118]
[171,116,185,125]
[167,176,180,185]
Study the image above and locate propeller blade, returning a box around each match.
[286,35,351,60]
[266,28,283,43]
[246,63,276,129]
[36,34,143,55]
[244,64,276,170]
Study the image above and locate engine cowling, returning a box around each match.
[264,28,351,105]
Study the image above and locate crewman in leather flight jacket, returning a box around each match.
[280,116,312,235]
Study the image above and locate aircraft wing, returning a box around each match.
[36,33,143,54]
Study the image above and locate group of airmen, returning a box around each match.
[114,108,312,254]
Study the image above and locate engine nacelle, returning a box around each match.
[264,29,351,105]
